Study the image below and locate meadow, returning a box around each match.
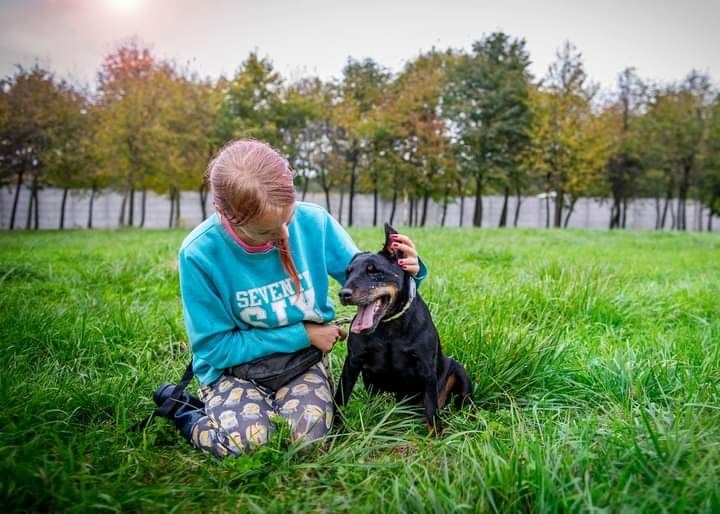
[1,227,719,513]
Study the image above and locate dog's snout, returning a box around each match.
[339,288,353,303]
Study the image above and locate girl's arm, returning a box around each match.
[179,252,311,371]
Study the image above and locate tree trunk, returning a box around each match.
[441,186,449,227]
[323,187,332,215]
[708,212,713,232]
[59,187,69,230]
[389,189,397,225]
[670,199,677,230]
[408,197,414,226]
[25,185,34,230]
[140,189,147,228]
[372,187,378,227]
[457,180,465,227]
[128,188,135,227]
[199,183,208,220]
[677,165,691,231]
[676,197,684,231]
[168,188,176,228]
[301,175,310,201]
[545,195,550,228]
[421,191,430,227]
[88,184,96,229]
[696,200,703,232]
[473,175,483,227]
[621,198,628,229]
[553,189,564,228]
[563,197,578,228]
[33,183,39,230]
[609,200,619,229]
[25,175,37,230]
[660,192,671,229]
[513,188,522,228]
[338,188,344,225]
[118,189,128,227]
[175,189,181,227]
[348,153,358,227]
[498,186,509,228]
[10,171,23,230]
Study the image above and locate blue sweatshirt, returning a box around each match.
[179,202,427,386]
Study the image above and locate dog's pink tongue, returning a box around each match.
[351,301,378,333]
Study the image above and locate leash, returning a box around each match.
[333,316,354,326]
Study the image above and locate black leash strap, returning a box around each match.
[131,360,195,432]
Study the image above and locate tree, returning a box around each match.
[152,68,219,227]
[607,68,646,229]
[563,107,616,227]
[638,73,713,230]
[390,50,456,227]
[444,32,533,227]
[529,42,596,227]
[43,83,95,229]
[0,65,68,229]
[334,58,390,226]
[275,77,327,201]
[95,40,170,227]
[699,94,720,230]
[216,52,283,147]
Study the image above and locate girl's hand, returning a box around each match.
[304,322,347,353]
[389,233,420,276]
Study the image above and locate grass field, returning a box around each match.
[1,227,719,513]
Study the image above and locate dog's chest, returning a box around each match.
[357,335,428,388]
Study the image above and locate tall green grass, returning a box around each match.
[1,228,719,513]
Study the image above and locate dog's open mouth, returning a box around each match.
[350,296,390,334]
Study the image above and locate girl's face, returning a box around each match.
[231,204,295,246]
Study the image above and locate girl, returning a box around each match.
[158,139,426,458]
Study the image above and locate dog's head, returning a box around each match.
[339,223,410,335]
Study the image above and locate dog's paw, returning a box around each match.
[426,420,444,437]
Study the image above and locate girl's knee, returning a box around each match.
[289,402,334,443]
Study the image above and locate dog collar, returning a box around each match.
[382,278,416,323]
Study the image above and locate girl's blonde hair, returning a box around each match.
[206,139,301,296]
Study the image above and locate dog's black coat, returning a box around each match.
[334,223,471,432]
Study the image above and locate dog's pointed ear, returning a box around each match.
[380,222,403,260]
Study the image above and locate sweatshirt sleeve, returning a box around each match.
[323,212,360,285]
[179,249,311,373]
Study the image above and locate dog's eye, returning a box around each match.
[347,267,353,274]
[367,264,378,274]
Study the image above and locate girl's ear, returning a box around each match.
[380,222,404,261]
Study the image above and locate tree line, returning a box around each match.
[1,34,719,231]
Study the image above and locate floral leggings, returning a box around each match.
[190,361,334,458]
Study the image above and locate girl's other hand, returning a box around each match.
[389,233,420,276]
[304,322,347,353]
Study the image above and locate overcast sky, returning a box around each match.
[1,0,718,90]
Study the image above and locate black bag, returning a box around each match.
[225,346,322,391]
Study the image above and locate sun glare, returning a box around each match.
[105,0,142,13]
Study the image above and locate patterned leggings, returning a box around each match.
[190,361,334,458]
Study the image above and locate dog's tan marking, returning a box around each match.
[438,372,457,410]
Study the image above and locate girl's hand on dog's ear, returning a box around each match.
[390,233,420,276]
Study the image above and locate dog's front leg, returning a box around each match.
[333,356,363,424]
[422,374,442,435]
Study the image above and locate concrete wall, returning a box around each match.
[0,187,712,231]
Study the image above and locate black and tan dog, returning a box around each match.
[334,223,471,433]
